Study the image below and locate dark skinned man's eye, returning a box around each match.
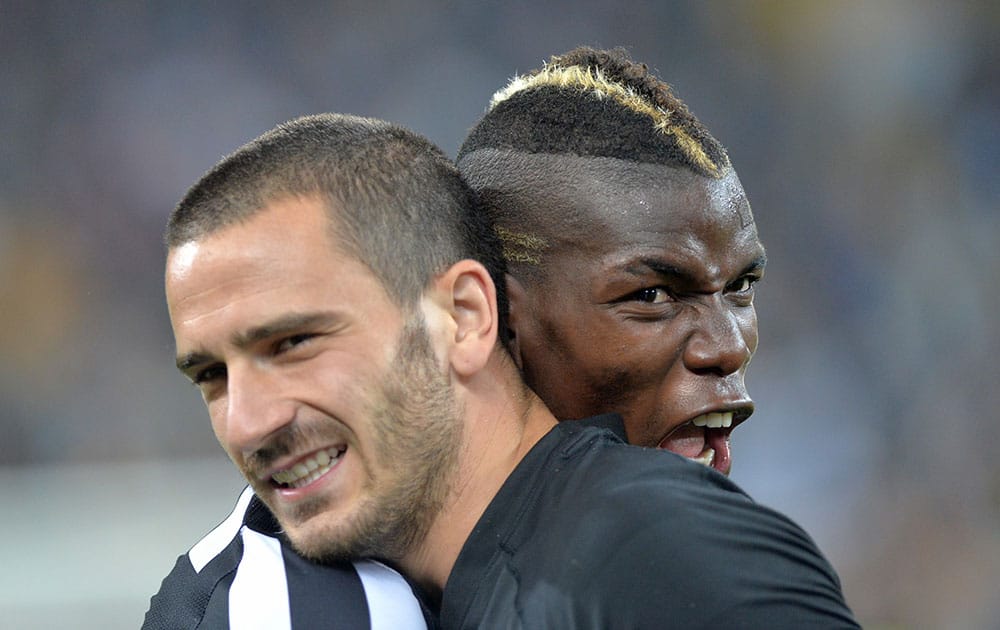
[633,287,670,304]
[731,276,758,293]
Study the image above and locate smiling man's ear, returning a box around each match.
[422,259,499,378]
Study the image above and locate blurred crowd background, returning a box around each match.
[2,1,997,628]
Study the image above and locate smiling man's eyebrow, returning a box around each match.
[174,311,343,375]
[229,311,342,349]
[176,352,212,374]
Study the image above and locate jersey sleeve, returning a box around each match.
[572,466,861,628]
[141,486,433,629]
[627,501,856,627]
[141,488,253,629]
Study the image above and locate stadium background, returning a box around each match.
[1,2,996,627]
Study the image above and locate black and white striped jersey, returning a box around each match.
[142,486,431,629]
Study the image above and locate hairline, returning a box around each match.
[167,189,433,316]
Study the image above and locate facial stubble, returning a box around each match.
[283,317,463,564]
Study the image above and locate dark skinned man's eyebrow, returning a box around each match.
[625,253,768,281]
[174,311,343,374]
[629,259,695,282]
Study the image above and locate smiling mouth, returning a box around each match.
[270,447,345,489]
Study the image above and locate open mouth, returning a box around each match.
[658,410,749,475]
[270,446,346,489]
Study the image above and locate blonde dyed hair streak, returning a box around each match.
[489,64,723,177]
[494,225,547,265]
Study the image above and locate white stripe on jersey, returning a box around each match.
[190,486,255,572]
[174,485,428,629]
[228,528,292,629]
[357,560,427,630]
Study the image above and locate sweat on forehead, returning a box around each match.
[457,46,730,178]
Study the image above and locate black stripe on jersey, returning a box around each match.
[244,494,283,534]
[199,566,238,629]
[142,531,243,629]
[282,546,371,629]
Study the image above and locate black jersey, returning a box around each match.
[142,486,430,629]
[144,416,857,628]
[439,415,860,629]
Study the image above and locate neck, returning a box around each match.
[399,364,556,603]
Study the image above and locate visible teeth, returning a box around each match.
[690,448,716,467]
[271,448,342,488]
[316,450,330,467]
[691,411,733,429]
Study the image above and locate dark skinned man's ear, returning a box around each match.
[504,273,526,371]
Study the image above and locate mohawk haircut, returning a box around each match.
[458,46,729,177]
[168,113,508,339]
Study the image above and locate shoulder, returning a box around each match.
[535,437,823,573]
[540,424,754,519]
[143,487,431,630]
[518,437,860,627]
[143,487,255,629]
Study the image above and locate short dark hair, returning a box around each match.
[168,113,508,338]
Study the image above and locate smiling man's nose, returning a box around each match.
[683,304,753,376]
[218,365,295,453]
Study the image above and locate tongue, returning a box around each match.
[657,424,706,458]
[706,429,732,474]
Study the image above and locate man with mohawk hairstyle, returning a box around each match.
[457,45,757,477]
[439,46,858,627]
[145,50,859,629]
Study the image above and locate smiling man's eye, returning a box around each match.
[276,333,316,353]
[193,365,226,385]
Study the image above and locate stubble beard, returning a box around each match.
[288,317,463,564]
